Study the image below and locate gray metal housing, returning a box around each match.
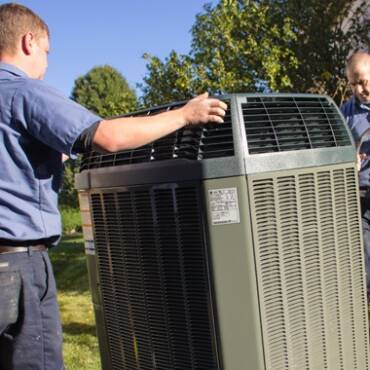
[76,93,369,370]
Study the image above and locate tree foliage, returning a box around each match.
[265,0,370,104]
[71,65,138,117]
[140,52,200,107]
[140,0,370,107]
[60,65,138,208]
[141,0,298,106]
[190,0,297,92]
[59,157,81,208]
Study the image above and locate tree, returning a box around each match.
[71,65,138,117]
[140,0,370,106]
[140,0,298,106]
[60,65,138,208]
[140,51,201,107]
[265,0,370,104]
[59,157,80,208]
[190,0,297,93]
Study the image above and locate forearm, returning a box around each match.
[92,92,227,153]
[93,108,186,152]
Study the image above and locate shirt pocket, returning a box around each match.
[0,270,21,334]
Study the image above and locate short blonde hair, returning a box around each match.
[0,3,49,56]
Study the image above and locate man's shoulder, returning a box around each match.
[18,78,64,100]
[340,98,353,109]
[340,97,355,116]
[9,78,76,124]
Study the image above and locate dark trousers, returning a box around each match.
[0,250,64,370]
[361,195,370,303]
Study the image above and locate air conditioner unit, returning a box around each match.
[76,93,369,370]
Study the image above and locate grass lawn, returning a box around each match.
[49,234,101,370]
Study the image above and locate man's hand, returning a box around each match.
[180,92,227,126]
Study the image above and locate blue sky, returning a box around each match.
[9,1,216,97]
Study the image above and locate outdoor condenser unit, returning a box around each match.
[76,93,369,370]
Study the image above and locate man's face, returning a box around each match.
[29,32,49,80]
[347,61,370,104]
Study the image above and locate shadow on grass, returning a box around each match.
[63,322,97,336]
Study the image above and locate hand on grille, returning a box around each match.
[181,92,227,125]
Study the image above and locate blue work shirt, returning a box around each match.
[0,63,101,244]
[341,96,370,187]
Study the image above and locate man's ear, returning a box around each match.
[21,32,35,56]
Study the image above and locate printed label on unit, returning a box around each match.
[209,187,240,225]
[79,191,95,252]
[84,240,95,255]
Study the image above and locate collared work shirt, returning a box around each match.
[0,63,101,244]
[341,96,370,187]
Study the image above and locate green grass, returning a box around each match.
[49,234,101,370]
[60,207,82,235]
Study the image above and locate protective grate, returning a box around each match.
[90,185,218,370]
[250,165,368,370]
[243,96,351,154]
[80,101,233,171]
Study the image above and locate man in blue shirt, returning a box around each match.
[341,51,370,304]
[0,3,227,370]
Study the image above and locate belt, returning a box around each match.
[0,244,47,254]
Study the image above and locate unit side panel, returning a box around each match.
[78,191,112,370]
[247,163,369,370]
[202,176,265,370]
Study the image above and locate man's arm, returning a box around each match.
[92,93,227,153]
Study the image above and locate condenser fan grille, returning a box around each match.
[250,166,368,370]
[89,184,219,370]
[80,101,233,171]
[243,96,351,154]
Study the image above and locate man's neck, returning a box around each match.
[0,55,29,77]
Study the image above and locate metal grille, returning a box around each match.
[80,102,233,171]
[250,165,368,370]
[243,96,351,154]
[90,185,218,370]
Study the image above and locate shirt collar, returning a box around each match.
[354,96,370,111]
[0,62,28,78]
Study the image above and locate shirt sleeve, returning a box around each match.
[72,120,101,153]
[340,100,350,118]
[12,79,102,157]
[340,98,370,144]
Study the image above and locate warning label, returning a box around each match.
[209,187,240,225]
[78,192,95,255]
[84,240,95,255]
